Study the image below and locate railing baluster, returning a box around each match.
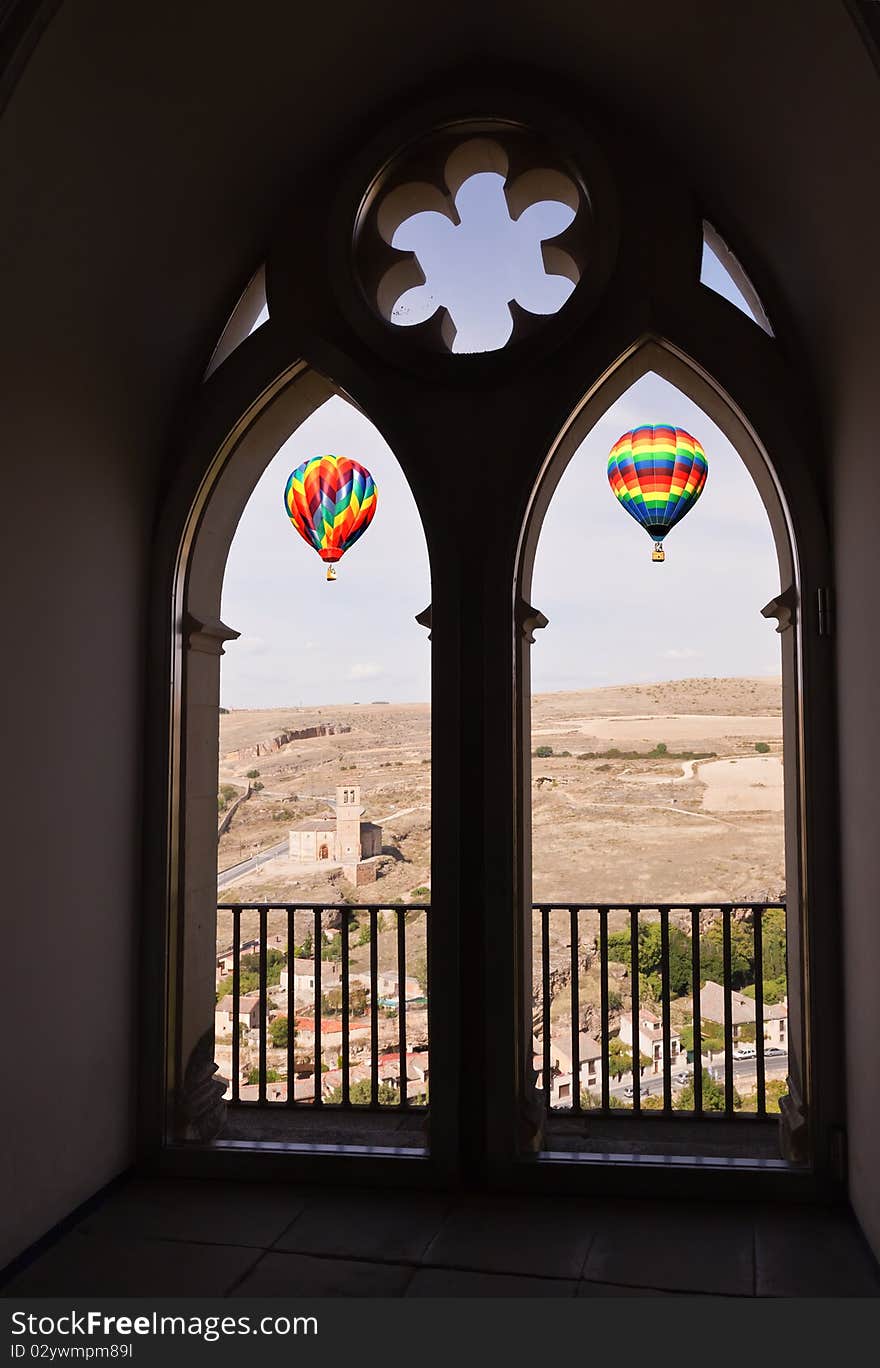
[660,908,672,1113]
[370,907,379,1106]
[753,904,766,1117]
[397,907,408,1107]
[313,908,322,1106]
[691,907,702,1116]
[341,904,351,1108]
[629,907,641,1114]
[722,908,734,1115]
[231,908,241,1103]
[286,908,294,1106]
[258,907,268,1104]
[600,908,610,1112]
[569,907,581,1112]
[541,909,552,1105]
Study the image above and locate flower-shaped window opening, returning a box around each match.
[358,134,589,355]
[391,171,576,353]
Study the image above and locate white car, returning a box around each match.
[732,1046,757,1060]
[674,1071,690,1085]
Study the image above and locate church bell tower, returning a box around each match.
[334,784,364,865]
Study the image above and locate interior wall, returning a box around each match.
[833,326,880,1260]
[0,12,153,1269]
[0,365,149,1267]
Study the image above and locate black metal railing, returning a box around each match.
[534,903,786,1121]
[215,902,429,1111]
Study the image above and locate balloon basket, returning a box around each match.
[326,565,337,582]
[652,543,665,563]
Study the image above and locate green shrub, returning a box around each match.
[534,745,553,758]
[755,741,771,753]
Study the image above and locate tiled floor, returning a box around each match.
[3,1179,879,1298]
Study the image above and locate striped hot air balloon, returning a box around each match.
[283,455,378,581]
[607,425,708,562]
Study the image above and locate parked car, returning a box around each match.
[623,1085,636,1098]
[674,1071,690,1085]
[765,1046,786,1056]
[733,1046,757,1060]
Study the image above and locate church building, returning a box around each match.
[288,785,382,867]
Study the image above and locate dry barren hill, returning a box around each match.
[216,676,784,921]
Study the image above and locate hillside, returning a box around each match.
[215,676,784,934]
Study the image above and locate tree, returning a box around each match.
[680,1018,724,1055]
[738,1079,787,1114]
[324,1078,398,1105]
[240,948,286,987]
[410,952,428,994]
[755,741,770,753]
[247,1067,282,1084]
[216,970,259,1000]
[654,741,668,754]
[268,1016,290,1049]
[294,929,313,959]
[607,1038,633,1078]
[322,985,368,1016]
[246,769,261,779]
[674,1068,740,1112]
[581,1090,623,1109]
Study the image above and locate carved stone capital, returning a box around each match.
[761,585,797,634]
[518,1057,546,1154]
[178,1028,227,1142]
[184,612,240,656]
[415,604,432,640]
[517,600,549,644]
[778,1073,809,1164]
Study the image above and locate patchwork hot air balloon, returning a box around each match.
[283,455,378,581]
[607,425,708,562]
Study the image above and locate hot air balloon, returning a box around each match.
[283,455,378,581]
[607,425,708,562]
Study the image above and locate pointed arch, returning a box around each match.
[513,334,832,1167]
[146,354,436,1156]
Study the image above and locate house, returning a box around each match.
[279,959,341,1005]
[350,971,422,1002]
[216,933,285,978]
[552,1035,604,1095]
[619,1011,684,1074]
[699,981,788,1051]
[214,994,260,1034]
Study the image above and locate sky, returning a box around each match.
[220,175,780,708]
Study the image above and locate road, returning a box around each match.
[606,1051,788,1101]
[217,840,289,889]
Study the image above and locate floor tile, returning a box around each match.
[274,1189,448,1262]
[583,1199,754,1295]
[754,1206,880,1297]
[2,1232,260,1297]
[578,1280,689,1297]
[77,1178,308,1249]
[407,1267,576,1296]
[422,1195,595,1280]
[230,1251,413,1297]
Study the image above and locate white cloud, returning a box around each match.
[348,662,384,680]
